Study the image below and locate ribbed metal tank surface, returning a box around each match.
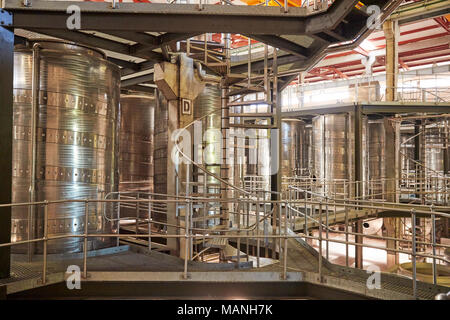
[119,94,155,193]
[312,114,367,198]
[11,40,120,253]
[281,119,307,177]
[368,120,386,199]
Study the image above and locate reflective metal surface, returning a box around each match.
[425,120,448,175]
[193,84,222,227]
[281,119,307,177]
[119,94,155,193]
[312,114,367,197]
[368,120,386,199]
[11,40,120,253]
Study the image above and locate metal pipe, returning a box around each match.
[28,43,41,261]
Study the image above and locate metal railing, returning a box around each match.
[1,189,449,298]
[282,73,450,111]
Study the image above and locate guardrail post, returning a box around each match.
[136,192,140,234]
[183,199,190,279]
[318,201,323,283]
[83,200,89,279]
[411,208,417,299]
[117,193,121,247]
[282,201,288,280]
[256,192,260,268]
[431,206,437,285]
[148,194,152,252]
[42,201,48,284]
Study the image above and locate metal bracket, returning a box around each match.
[0,9,13,27]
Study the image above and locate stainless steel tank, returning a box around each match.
[368,120,386,199]
[425,121,448,175]
[11,40,120,254]
[281,119,307,177]
[312,114,367,198]
[119,94,155,193]
[193,84,222,227]
[153,89,170,227]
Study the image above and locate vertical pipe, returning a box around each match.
[28,43,41,261]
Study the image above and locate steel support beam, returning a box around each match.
[0,12,13,279]
[121,74,154,87]
[4,0,362,35]
[248,35,310,58]
[28,28,164,61]
[354,104,363,269]
[383,20,399,102]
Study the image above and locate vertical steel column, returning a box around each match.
[383,19,398,102]
[270,49,281,259]
[0,14,13,279]
[354,105,363,269]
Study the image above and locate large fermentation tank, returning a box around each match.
[11,41,120,253]
[368,120,386,199]
[425,119,449,175]
[400,129,415,176]
[193,84,222,227]
[312,114,367,198]
[281,119,308,177]
[194,84,221,184]
[119,94,155,193]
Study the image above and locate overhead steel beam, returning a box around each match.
[247,34,311,58]
[121,85,155,94]
[4,0,365,35]
[279,74,298,92]
[107,57,139,70]
[120,60,155,77]
[121,73,154,87]
[106,31,158,46]
[282,103,450,118]
[28,28,164,61]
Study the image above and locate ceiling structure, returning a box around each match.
[3,0,448,92]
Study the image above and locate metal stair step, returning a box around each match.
[226,86,265,97]
[223,73,247,86]
[229,123,276,129]
[227,100,271,107]
[204,237,228,249]
[228,112,273,118]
